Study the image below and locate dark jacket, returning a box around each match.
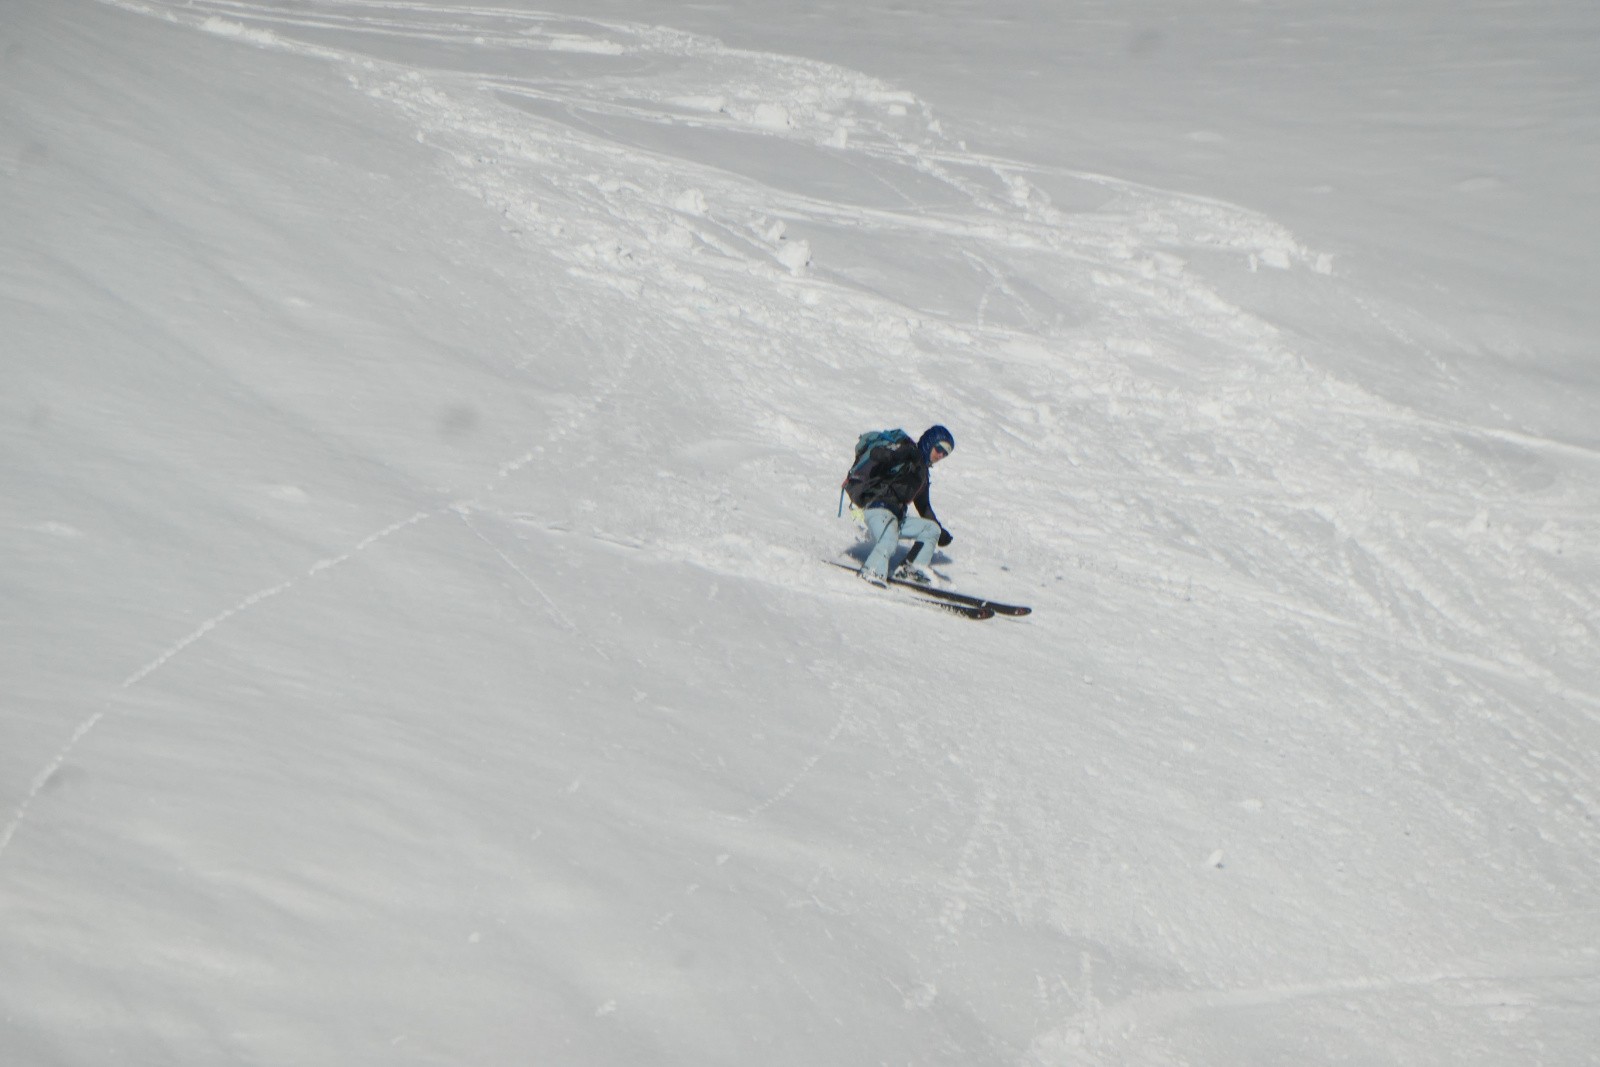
[860,440,939,526]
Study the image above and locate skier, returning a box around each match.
[849,424,955,586]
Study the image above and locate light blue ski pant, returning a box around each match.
[863,507,941,579]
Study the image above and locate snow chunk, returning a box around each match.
[1364,446,1422,475]
[860,89,918,106]
[674,188,708,216]
[776,238,811,275]
[201,16,278,46]
[751,104,793,131]
[545,36,625,55]
[1527,522,1568,555]
[669,95,728,114]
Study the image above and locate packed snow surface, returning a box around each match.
[3,0,1597,1063]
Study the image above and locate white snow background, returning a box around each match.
[3,0,1598,1063]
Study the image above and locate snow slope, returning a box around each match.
[3,0,1596,1063]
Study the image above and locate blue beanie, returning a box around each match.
[918,424,954,462]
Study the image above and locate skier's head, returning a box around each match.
[919,424,955,465]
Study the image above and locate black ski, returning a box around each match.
[826,561,1029,616]
[906,594,995,621]
[827,561,993,619]
[890,574,1033,616]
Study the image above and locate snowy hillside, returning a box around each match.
[3,0,1597,1064]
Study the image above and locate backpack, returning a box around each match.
[841,428,913,508]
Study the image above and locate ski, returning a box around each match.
[904,593,995,621]
[826,561,1029,616]
[827,561,993,619]
[889,575,1033,616]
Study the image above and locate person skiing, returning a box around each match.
[847,424,955,586]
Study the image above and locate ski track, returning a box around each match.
[0,483,622,864]
[0,510,424,860]
[454,505,613,662]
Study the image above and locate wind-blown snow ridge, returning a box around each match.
[102,0,1330,290]
[132,0,1369,464]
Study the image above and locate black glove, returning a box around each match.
[938,528,953,547]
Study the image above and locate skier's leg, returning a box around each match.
[897,516,941,572]
[862,508,900,579]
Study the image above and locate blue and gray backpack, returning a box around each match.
[840,428,913,509]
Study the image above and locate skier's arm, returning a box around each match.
[912,482,951,544]
[912,481,935,523]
